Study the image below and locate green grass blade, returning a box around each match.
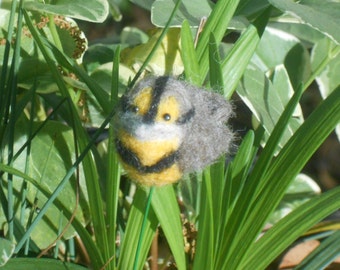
[180,20,200,85]
[152,185,186,270]
[134,187,155,270]
[196,0,240,82]
[244,188,340,269]
[6,0,25,241]
[215,83,304,269]
[224,130,255,216]
[232,85,340,269]
[118,187,158,270]
[0,0,17,117]
[105,46,121,269]
[223,8,270,98]
[193,169,215,270]
[249,84,303,199]
[0,163,104,269]
[295,230,340,270]
[24,11,111,262]
[209,33,224,93]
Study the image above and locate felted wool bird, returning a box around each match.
[114,76,233,186]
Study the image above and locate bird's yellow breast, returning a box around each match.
[117,131,182,186]
[118,130,179,166]
[122,162,182,186]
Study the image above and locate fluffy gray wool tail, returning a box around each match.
[177,81,234,172]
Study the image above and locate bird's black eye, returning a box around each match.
[130,105,139,113]
[163,113,171,121]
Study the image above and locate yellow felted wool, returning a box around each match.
[114,76,234,186]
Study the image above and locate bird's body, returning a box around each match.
[114,76,233,186]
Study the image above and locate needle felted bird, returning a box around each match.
[114,76,234,186]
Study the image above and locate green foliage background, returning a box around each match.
[0,0,340,269]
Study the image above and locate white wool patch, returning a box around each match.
[134,122,184,142]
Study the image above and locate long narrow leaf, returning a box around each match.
[105,46,121,269]
[295,230,340,270]
[224,8,270,98]
[209,33,224,93]
[6,0,25,241]
[193,170,215,270]
[224,130,255,218]
[180,20,200,85]
[24,10,111,263]
[216,83,304,269]
[118,188,158,270]
[244,187,340,269]
[39,40,112,114]
[196,0,240,82]
[234,85,340,269]
[0,163,104,269]
[152,185,186,270]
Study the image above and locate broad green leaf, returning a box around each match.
[120,27,149,46]
[121,28,183,76]
[37,35,112,114]
[24,0,109,23]
[1,118,89,249]
[83,44,116,72]
[6,13,87,94]
[237,65,303,150]
[39,17,88,61]
[312,37,340,141]
[17,58,58,94]
[0,9,34,63]
[152,186,186,270]
[151,0,213,27]
[0,238,15,266]
[87,62,134,126]
[129,0,155,10]
[252,27,302,71]
[269,20,325,44]
[90,62,134,96]
[252,26,310,88]
[269,0,340,44]
[151,0,246,30]
[2,258,87,270]
[235,0,270,17]
[313,38,340,99]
